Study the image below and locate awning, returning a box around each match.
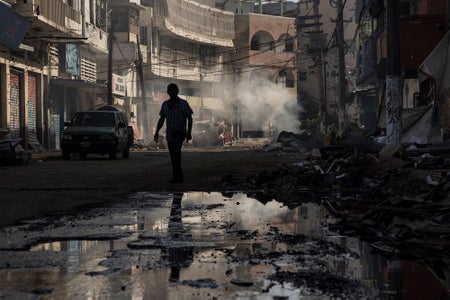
[50,78,106,92]
[0,2,30,50]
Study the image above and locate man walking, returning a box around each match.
[154,83,193,183]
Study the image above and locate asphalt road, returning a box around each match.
[0,147,301,227]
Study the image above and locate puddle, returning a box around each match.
[0,192,448,299]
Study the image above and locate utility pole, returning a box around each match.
[386,0,402,144]
[296,0,325,130]
[136,35,151,143]
[107,16,114,105]
[312,0,326,133]
[336,0,346,133]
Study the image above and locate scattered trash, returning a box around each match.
[276,130,324,153]
[0,133,31,165]
[222,127,450,261]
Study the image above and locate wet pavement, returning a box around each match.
[0,192,448,299]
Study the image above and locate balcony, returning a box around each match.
[13,0,82,37]
[85,23,108,54]
[153,0,235,47]
[109,0,145,9]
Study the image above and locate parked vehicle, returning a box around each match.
[61,108,133,160]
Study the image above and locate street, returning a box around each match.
[0,147,449,299]
[0,147,301,227]
[0,191,378,299]
[2,0,450,298]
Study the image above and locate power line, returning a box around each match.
[97,34,298,76]
[325,0,348,53]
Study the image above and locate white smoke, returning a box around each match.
[233,78,302,135]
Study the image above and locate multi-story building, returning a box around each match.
[218,1,358,135]
[94,0,148,142]
[293,0,358,134]
[192,1,299,138]
[133,0,235,143]
[1,0,108,150]
[356,0,449,143]
[195,0,256,14]
[231,13,297,137]
[1,0,301,149]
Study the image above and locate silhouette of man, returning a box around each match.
[154,83,193,183]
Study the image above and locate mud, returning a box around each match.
[0,192,446,299]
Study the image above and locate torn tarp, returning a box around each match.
[418,31,450,94]
[377,103,438,144]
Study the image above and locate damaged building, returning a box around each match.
[0,0,108,151]
[355,0,450,144]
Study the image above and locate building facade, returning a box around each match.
[231,13,297,137]
[0,0,108,150]
[132,0,236,143]
[356,0,450,143]
[1,0,301,150]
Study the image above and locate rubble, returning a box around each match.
[274,130,324,153]
[0,129,31,165]
[268,270,371,298]
[221,129,450,262]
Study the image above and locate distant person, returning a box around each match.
[154,83,193,183]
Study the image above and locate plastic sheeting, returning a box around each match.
[377,103,438,144]
[418,31,450,94]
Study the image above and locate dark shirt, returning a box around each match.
[159,97,193,141]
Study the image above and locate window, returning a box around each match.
[200,46,216,66]
[277,70,294,88]
[251,31,275,52]
[152,29,160,55]
[140,27,148,45]
[189,44,197,65]
[285,36,294,52]
[250,37,259,50]
[72,112,115,127]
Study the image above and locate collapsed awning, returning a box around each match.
[418,31,450,95]
[378,103,437,144]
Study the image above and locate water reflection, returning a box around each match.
[165,192,194,282]
[0,192,448,299]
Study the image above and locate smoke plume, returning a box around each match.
[231,77,302,136]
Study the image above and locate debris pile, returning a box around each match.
[268,270,371,298]
[328,169,450,254]
[273,130,324,153]
[222,129,450,258]
[0,129,31,165]
[222,129,388,206]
